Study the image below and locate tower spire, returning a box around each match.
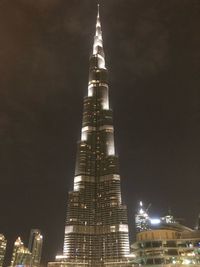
[96,4,101,38]
[97,3,100,18]
[93,4,105,68]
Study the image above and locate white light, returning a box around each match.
[119,224,129,232]
[107,136,115,156]
[99,60,105,69]
[88,86,93,97]
[126,253,136,258]
[108,143,114,155]
[74,176,82,183]
[183,259,191,265]
[65,226,74,234]
[102,99,109,110]
[150,218,161,224]
[81,131,87,141]
[55,255,68,260]
[110,225,116,232]
[139,208,144,214]
[96,21,101,27]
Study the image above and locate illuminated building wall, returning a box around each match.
[0,234,7,267]
[131,227,200,266]
[11,237,23,267]
[135,201,150,233]
[28,229,43,267]
[60,5,130,267]
[11,237,32,267]
[135,201,177,234]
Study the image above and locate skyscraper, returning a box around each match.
[135,201,150,233]
[11,237,23,267]
[0,234,7,267]
[49,5,130,267]
[28,229,43,267]
[10,231,43,267]
[11,237,32,267]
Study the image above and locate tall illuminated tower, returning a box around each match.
[28,229,43,267]
[59,6,130,267]
[11,237,32,267]
[11,237,23,267]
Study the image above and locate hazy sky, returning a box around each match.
[0,0,199,264]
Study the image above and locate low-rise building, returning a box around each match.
[131,222,200,266]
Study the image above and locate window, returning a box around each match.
[154,258,164,264]
[152,241,162,248]
[166,241,176,247]
[167,249,178,255]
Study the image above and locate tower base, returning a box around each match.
[48,259,132,267]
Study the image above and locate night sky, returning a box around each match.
[0,0,200,265]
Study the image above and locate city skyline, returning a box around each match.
[1,229,43,267]
[0,0,199,266]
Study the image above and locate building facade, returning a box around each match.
[31,233,43,267]
[10,231,43,267]
[49,6,130,267]
[28,229,43,267]
[135,202,150,233]
[11,237,32,267]
[0,234,7,267]
[131,225,200,266]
